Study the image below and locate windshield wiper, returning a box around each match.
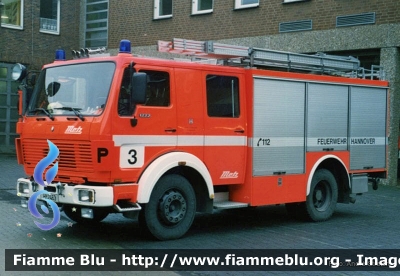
[55,107,85,121]
[33,108,54,121]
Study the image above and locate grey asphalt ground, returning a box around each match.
[2,154,400,276]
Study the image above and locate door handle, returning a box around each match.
[234,128,245,133]
[165,128,177,133]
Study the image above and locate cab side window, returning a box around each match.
[118,68,132,116]
[206,75,240,118]
[141,70,170,107]
[118,69,170,116]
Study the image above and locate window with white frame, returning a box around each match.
[283,0,308,3]
[85,0,108,48]
[192,0,213,15]
[154,0,172,19]
[235,0,259,9]
[1,0,24,29]
[40,0,60,34]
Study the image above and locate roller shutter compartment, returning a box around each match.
[252,78,305,176]
[349,86,387,170]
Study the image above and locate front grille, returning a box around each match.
[22,139,93,173]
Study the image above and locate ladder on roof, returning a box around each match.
[157,38,385,80]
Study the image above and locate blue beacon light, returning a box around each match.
[119,40,131,54]
[55,48,66,61]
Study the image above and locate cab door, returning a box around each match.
[113,66,177,174]
[203,73,246,185]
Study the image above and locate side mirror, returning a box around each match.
[131,72,147,104]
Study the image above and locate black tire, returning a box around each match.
[63,205,109,224]
[303,169,338,221]
[140,174,196,240]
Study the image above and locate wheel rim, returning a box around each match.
[158,189,187,225]
[313,180,331,211]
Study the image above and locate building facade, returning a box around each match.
[108,0,400,186]
[108,0,400,48]
[0,0,81,154]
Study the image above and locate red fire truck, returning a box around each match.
[14,39,388,240]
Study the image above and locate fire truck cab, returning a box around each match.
[15,39,388,240]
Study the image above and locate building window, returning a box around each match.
[1,0,24,29]
[234,0,259,9]
[336,12,376,28]
[85,0,108,48]
[154,0,172,20]
[206,75,240,118]
[279,19,312,33]
[40,0,60,34]
[283,0,309,3]
[192,0,213,15]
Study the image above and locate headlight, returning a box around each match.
[18,182,29,194]
[81,208,93,219]
[21,199,28,208]
[78,189,94,203]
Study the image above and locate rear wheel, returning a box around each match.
[304,169,338,221]
[140,174,196,240]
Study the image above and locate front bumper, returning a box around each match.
[17,178,114,207]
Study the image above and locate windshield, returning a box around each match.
[29,62,115,117]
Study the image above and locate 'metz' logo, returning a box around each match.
[220,171,239,179]
[65,126,83,134]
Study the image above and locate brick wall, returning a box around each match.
[108,0,400,48]
[0,0,80,70]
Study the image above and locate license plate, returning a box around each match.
[40,193,58,202]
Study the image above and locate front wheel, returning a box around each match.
[140,174,196,240]
[304,169,338,221]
